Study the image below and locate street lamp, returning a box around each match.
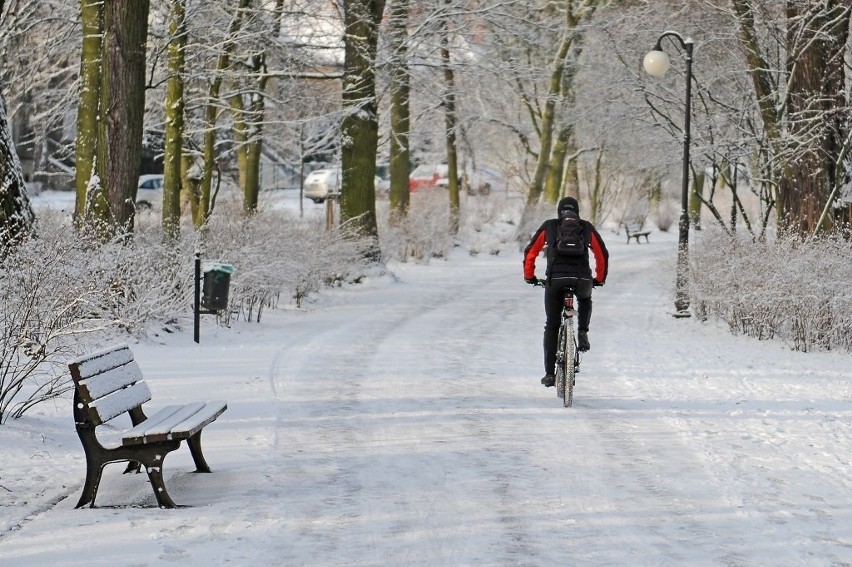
[644,31,693,318]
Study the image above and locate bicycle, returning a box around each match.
[535,279,581,407]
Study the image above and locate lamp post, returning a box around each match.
[644,31,693,318]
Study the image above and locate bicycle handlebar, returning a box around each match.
[530,278,603,288]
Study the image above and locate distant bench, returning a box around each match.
[69,344,227,509]
[625,222,651,244]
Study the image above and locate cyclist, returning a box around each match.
[523,197,609,387]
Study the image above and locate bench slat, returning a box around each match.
[122,404,195,444]
[88,381,152,425]
[123,402,204,444]
[70,344,134,381]
[122,401,227,445]
[75,361,145,402]
[168,401,227,440]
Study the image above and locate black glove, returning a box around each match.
[525,277,538,285]
[593,281,604,288]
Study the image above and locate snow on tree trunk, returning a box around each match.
[0,90,35,246]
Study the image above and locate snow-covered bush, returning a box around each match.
[0,213,196,422]
[691,230,852,352]
[0,203,374,421]
[377,191,521,262]
[377,191,454,262]
[456,194,520,256]
[200,202,370,314]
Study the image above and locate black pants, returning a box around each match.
[543,277,593,375]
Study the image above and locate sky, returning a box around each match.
[2,189,852,566]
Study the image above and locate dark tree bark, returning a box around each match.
[340,0,386,256]
[388,0,411,224]
[0,89,35,247]
[778,2,850,234]
[90,0,150,234]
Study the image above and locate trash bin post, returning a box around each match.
[193,255,235,344]
[194,252,201,343]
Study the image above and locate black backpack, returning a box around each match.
[554,211,586,256]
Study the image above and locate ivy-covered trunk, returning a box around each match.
[162,0,186,239]
[74,0,102,226]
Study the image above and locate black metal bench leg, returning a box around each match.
[187,431,212,473]
[145,463,178,509]
[75,461,105,509]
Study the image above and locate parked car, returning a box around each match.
[136,174,163,209]
[304,168,389,203]
[304,168,341,203]
[409,164,449,192]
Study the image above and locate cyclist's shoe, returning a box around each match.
[578,331,590,352]
[540,374,556,387]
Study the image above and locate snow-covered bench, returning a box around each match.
[625,221,651,244]
[69,344,227,508]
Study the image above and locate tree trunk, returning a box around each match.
[778,1,850,234]
[689,168,704,230]
[388,0,410,224]
[441,15,460,236]
[0,90,35,247]
[734,0,851,235]
[162,0,186,239]
[518,0,599,237]
[544,124,572,203]
[238,53,270,214]
[340,0,386,256]
[74,0,103,226]
[198,0,249,227]
[90,0,150,235]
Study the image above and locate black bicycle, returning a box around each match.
[535,279,581,407]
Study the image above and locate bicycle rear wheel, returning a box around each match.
[555,324,567,399]
[563,323,575,407]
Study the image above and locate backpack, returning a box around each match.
[554,211,586,256]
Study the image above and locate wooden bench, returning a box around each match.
[625,221,651,244]
[69,344,227,509]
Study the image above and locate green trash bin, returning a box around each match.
[201,263,235,311]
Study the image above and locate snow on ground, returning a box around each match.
[3,192,852,565]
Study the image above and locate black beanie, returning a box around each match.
[558,197,579,218]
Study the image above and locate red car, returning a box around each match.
[409,164,449,192]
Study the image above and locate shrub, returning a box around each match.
[691,229,852,352]
[0,204,373,421]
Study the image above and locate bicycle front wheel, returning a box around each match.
[562,322,575,407]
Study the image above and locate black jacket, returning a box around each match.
[523,218,609,283]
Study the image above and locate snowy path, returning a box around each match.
[2,230,852,565]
